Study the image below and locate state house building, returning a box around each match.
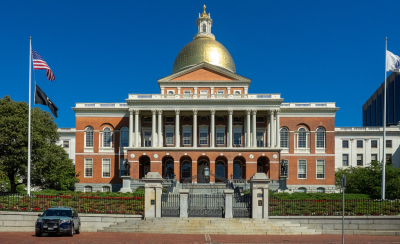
[73,7,339,193]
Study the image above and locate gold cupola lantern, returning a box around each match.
[172,5,236,74]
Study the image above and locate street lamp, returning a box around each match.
[204,165,210,182]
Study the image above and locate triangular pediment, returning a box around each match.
[158,62,251,82]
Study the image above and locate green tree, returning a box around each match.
[0,95,78,193]
[335,161,400,199]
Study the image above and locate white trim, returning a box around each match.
[84,158,93,178]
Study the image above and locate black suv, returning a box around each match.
[35,206,81,237]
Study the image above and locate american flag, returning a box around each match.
[32,50,55,81]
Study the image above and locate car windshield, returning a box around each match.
[42,209,72,217]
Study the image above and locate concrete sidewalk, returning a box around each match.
[0,232,399,244]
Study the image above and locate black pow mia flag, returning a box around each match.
[34,84,58,118]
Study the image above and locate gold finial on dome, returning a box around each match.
[201,5,208,17]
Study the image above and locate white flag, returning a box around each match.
[386,50,400,72]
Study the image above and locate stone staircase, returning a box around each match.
[99,218,321,235]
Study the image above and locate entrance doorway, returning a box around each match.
[197,160,210,183]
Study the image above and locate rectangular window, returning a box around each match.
[233,128,242,145]
[216,90,224,97]
[84,159,93,178]
[102,159,111,178]
[200,90,208,98]
[144,131,152,147]
[342,154,349,166]
[256,132,264,147]
[63,140,69,148]
[165,128,174,145]
[298,160,307,179]
[316,160,325,179]
[386,154,392,165]
[342,140,348,148]
[256,117,264,123]
[216,127,225,145]
[143,117,152,123]
[357,140,363,148]
[165,117,174,123]
[371,140,378,148]
[183,127,191,145]
[386,140,392,148]
[371,154,378,162]
[357,154,363,166]
[233,117,242,123]
[199,127,208,145]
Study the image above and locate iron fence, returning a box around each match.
[269,199,400,216]
[233,193,251,218]
[188,194,225,217]
[0,193,145,215]
[161,194,180,217]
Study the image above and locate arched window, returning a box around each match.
[298,187,307,193]
[298,128,307,148]
[84,186,92,192]
[280,127,289,148]
[233,160,242,179]
[120,127,129,147]
[164,159,174,179]
[85,126,94,148]
[215,161,225,178]
[181,161,191,179]
[316,187,325,193]
[103,127,112,147]
[316,127,326,149]
[202,23,206,32]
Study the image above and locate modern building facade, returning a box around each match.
[73,7,339,193]
[363,72,400,126]
[335,126,400,169]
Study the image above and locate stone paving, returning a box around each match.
[0,232,399,244]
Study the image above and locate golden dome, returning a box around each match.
[172,36,236,74]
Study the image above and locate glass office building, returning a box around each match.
[363,73,400,126]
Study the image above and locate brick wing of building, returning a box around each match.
[73,6,339,193]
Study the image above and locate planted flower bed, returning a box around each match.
[0,193,145,215]
[269,199,400,216]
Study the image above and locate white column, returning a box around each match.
[129,110,133,147]
[275,110,280,148]
[269,110,274,148]
[211,109,215,147]
[177,87,181,94]
[194,87,198,94]
[227,87,231,94]
[152,110,157,148]
[175,110,180,147]
[267,112,270,148]
[134,110,139,147]
[244,87,248,94]
[246,109,251,148]
[193,110,198,147]
[157,110,162,147]
[252,109,257,147]
[228,109,233,147]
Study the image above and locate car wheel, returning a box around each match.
[69,225,74,237]
[75,224,81,234]
[35,231,42,237]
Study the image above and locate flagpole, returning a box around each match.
[382,37,387,200]
[28,37,32,196]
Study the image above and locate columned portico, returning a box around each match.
[135,110,140,147]
[228,109,233,148]
[269,110,274,148]
[152,109,157,148]
[210,109,215,148]
[157,110,162,147]
[129,110,134,147]
[252,109,257,147]
[193,110,198,147]
[275,110,280,148]
[175,110,180,147]
[246,109,251,148]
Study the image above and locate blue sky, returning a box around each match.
[1,0,399,128]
